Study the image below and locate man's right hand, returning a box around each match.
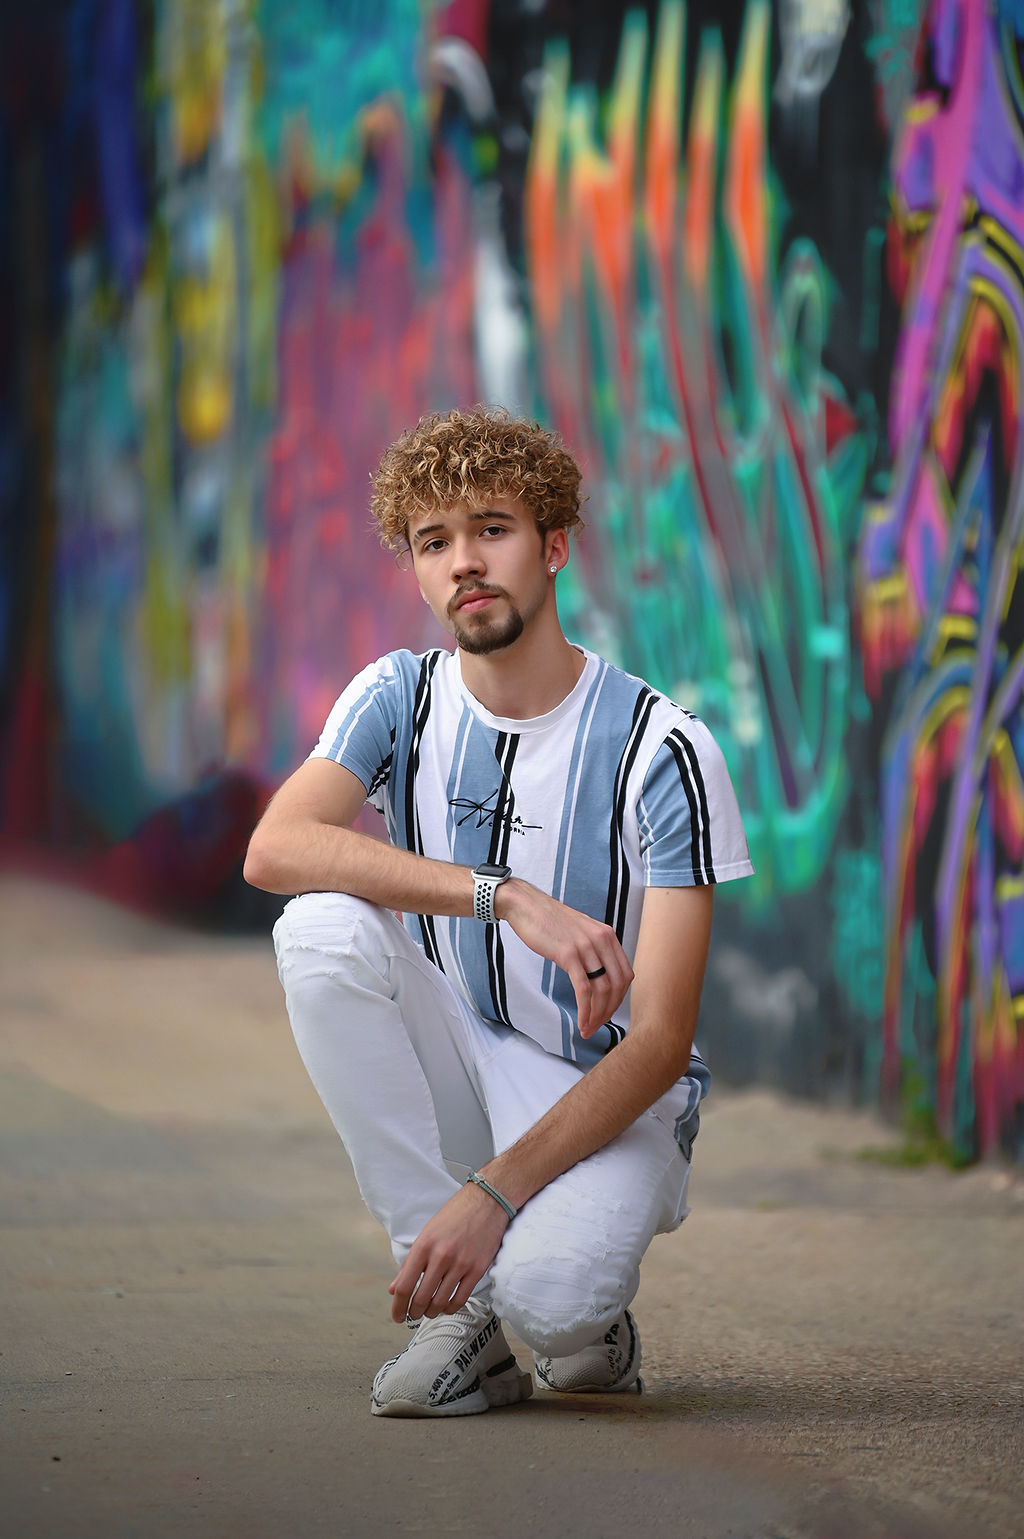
[494,878,633,1039]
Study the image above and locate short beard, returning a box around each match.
[453,605,525,655]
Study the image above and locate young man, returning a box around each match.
[244,407,753,1417]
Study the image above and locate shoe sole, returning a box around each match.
[534,1371,644,1395]
[371,1361,533,1418]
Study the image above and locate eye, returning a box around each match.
[421,538,447,554]
[481,524,507,538]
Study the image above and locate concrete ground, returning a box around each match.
[1,876,1022,1539]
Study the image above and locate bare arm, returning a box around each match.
[244,756,632,1038]
[244,757,472,908]
[390,883,714,1321]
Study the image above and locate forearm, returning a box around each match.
[245,815,564,936]
[478,1023,693,1212]
[245,814,479,913]
[479,884,713,1213]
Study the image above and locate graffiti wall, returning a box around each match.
[2,0,1022,1161]
[860,0,1024,1157]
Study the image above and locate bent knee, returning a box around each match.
[495,1287,627,1359]
[490,1246,637,1358]
[273,890,396,960]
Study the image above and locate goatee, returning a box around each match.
[454,606,525,655]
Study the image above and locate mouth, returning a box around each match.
[452,588,502,616]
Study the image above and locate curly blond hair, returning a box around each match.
[370,406,585,550]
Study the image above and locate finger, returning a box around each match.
[568,966,600,1038]
[390,1247,442,1322]
[601,968,632,1022]
[423,1273,463,1318]
[574,961,630,1037]
[579,964,607,1031]
[591,962,628,1010]
[601,937,633,991]
[444,1271,481,1315]
[406,1263,448,1321]
[584,927,629,978]
[594,942,632,1001]
[388,1254,417,1296]
[389,1267,420,1324]
[566,962,586,1016]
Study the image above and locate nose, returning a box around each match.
[449,535,484,581]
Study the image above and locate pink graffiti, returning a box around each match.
[260,107,479,772]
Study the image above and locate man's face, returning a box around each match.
[408,497,559,656]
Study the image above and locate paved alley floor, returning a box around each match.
[1,877,1022,1539]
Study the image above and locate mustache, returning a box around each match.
[447,583,508,618]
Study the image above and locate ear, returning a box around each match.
[544,528,569,572]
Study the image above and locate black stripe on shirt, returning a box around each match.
[665,728,715,884]
[605,688,659,938]
[601,1022,625,1053]
[366,729,397,798]
[406,652,444,964]
[673,727,715,882]
[484,732,520,1026]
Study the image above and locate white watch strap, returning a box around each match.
[473,872,502,923]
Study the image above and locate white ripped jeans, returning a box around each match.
[273,891,692,1357]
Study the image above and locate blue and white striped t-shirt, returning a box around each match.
[311,646,754,1145]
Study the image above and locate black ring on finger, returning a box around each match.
[586,966,607,979]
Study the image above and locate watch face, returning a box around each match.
[475,863,512,880]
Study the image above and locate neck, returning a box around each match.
[458,616,585,719]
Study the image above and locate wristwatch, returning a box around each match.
[471,863,512,923]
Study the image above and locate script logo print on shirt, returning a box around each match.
[448,784,542,836]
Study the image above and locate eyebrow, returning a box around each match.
[410,508,518,546]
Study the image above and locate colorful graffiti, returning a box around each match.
[524,0,868,903]
[259,4,482,771]
[29,0,479,909]
[859,0,1024,1156]
[2,0,1023,1155]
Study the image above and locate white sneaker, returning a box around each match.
[370,1298,533,1418]
[534,1309,643,1394]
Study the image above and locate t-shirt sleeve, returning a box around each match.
[308,655,398,803]
[638,718,755,886]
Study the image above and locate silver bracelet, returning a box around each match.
[465,1170,517,1221]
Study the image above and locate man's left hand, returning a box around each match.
[388,1182,511,1324]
